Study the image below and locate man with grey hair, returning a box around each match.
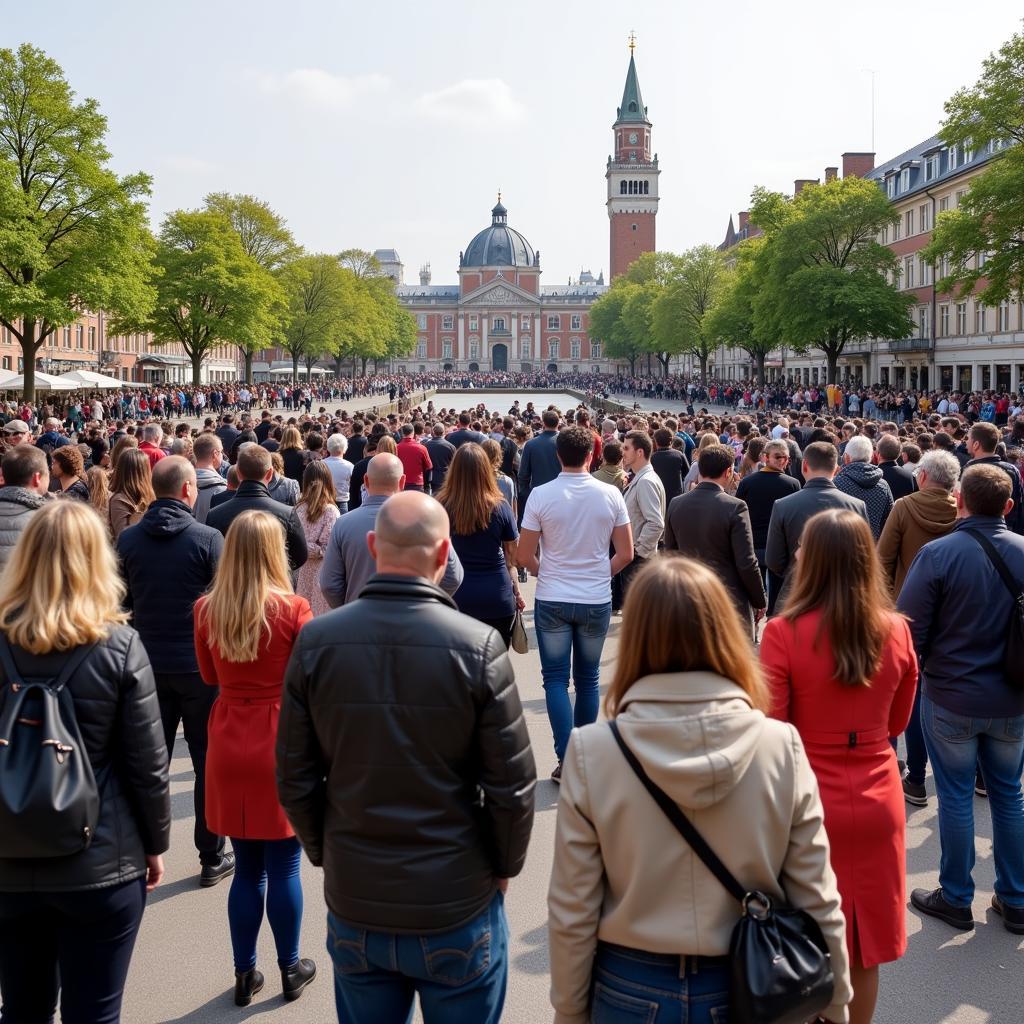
[320,452,462,607]
[833,434,893,539]
[139,422,166,470]
[877,448,960,807]
[278,489,534,1022]
[324,433,352,511]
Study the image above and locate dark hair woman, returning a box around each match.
[760,509,918,1024]
[51,445,90,502]
[436,443,522,647]
[108,448,156,541]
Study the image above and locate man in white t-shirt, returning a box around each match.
[517,426,633,783]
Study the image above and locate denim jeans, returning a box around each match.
[534,599,612,762]
[890,680,928,785]
[921,693,1024,908]
[327,891,507,1024]
[591,942,730,1023]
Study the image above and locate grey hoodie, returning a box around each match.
[834,460,894,539]
[192,467,226,524]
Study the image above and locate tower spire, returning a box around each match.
[616,43,649,124]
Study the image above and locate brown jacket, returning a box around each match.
[547,672,852,1024]
[877,487,958,595]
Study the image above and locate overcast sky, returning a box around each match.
[6,1,1022,284]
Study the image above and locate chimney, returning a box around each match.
[842,152,876,178]
[419,262,431,286]
[738,211,750,231]
[825,166,838,182]
[794,178,819,195]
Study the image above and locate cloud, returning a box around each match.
[413,79,525,127]
[256,69,391,110]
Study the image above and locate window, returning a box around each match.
[548,339,559,359]
[919,203,930,232]
[939,195,949,213]
[998,301,1011,332]
[521,315,530,331]
[76,325,84,348]
[570,314,582,330]
[955,190,966,207]
[892,219,901,242]
[546,314,560,330]
[977,250,988,268]
[976,305,987,334]
[956,302,968,334]
[469,339,479,359]
[570,337,581,360]
[620,180,627,194]
[632,224,638,232]
[948,146,959,170]
[919,306,928,338]
[925,154,939,180]
[899,168,910,192]
[416,340,427,359]
[941,255,950,278]
[88,326,96,350]
[918,256,932,286]
[1,357,8,370]
[492,317,505,331]
[963,138,974,162]
[63,327,71,348]
[468,315,478,331]
[905,209,914,236]
[903,256,914,289]
[940,304,950,336]
[591,342,601,359]
[886,176,896,199]
[441,314,454,330]
[416,313,427,330]
[520,338,531,359]
[880,225,889,244]
[441,338,452,359]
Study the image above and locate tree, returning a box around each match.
[0,44,154,402]
[278,254,347,380]
[204,192,297,380]
[652,245,724,382]
[751,177,913,384]
[588,283,643,374]
[128,210,279,386]
[923,29,1024,305]
[338,248,381,279]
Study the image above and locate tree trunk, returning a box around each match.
[20,319,37,406]
[360,356,369,375]
[699,356,709,385]
[756,351,767,386]
[291,353,300,382]
[191,351,203,387]
[243,350,253,383]
[334,354,344,377]
[657,352,670,377]
[627,356,636,375]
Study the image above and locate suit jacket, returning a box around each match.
[518,430,561,509]
[206,479,308,571]
[765,478,869,606]
[664,482,766,632]
[879,460,916,502]
[623,463,666,560]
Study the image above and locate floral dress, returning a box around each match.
[295,502,340,617]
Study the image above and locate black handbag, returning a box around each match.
[964,528,1024,692]
[0,636,99,859]
[609,721,834,1024]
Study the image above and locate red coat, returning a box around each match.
[760,610,917,969]
[194,593,312,839]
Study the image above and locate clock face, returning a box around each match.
[628,132,639,145]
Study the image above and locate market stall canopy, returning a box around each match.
[1,372,78,391]
[57,369,131,389]
[0,369,17,386]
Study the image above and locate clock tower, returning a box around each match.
[606,37,660,280]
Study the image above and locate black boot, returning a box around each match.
[281,958,316,1002]
[234,967,264,1007]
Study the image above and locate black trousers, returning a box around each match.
[0,878,146,1024]
[155,671,224,865]
[479,614,515,649]
[612,555,647,612]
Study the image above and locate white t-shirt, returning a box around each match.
[522,471,630,605]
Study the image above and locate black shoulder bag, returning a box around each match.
[0,636,100,858]
[608,720,834,1024]
[964,528,1024,692]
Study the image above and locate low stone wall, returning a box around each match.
[363,388,437,417]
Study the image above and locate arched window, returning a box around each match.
[620,180,627,194]
[643,181,649,195]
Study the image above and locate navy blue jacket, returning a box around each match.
[116,499,224,675]
[898,516,1024,719]
[518,430,560,508]
[964,456,1024,534]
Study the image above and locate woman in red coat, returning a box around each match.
[194,510,316,1008]
[760,509,918,1024]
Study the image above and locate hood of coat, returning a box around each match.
[0,486,47,513]
[902,487,958,535]
[194,467,226,489]
[140,497,197,537]
[614,671,766,810]
[838,460,884,491]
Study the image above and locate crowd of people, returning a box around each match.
[0,380,1022,1024]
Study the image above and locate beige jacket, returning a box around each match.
[547,672,852,1024]
[623,462,665,559]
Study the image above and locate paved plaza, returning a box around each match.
[124,574,1022,1024]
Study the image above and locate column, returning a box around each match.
[990,362,997,392]
[511,315,518,361]
[481,315,488,366]
[1012,363,1020,395]
[534,315,541,364]
[971,363,981,392]
[457,314,465,363]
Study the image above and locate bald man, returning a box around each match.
[319,452,463,608]
[116,455,233,885]
[278,490,535,1021]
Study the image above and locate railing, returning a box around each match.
[888,337,935,353]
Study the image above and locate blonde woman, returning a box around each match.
[294,461,340,617]
[280,426,305,482]
[193,510,316,1007]
[108,448,156,541]
[548,556,852,1024]
[87,464,111,520]
[0,502,169,1024]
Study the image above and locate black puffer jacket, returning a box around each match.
[0,625,170,891]
[277,574,536,934]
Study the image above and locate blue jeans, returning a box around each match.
[228,837,303,971]
[534,599,612,762]
[327,891,507,1024]
[890,680,928,785]
[921,694,1024,908]
[591,943,730,1023]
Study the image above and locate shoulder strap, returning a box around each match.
[0,633,24,687]
[50,643,98,694]
[608,720,746,903]
[964,528,1023,603]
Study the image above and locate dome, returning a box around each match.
[462,200,536,268]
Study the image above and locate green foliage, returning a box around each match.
[0,43,155,401]
[127,209,279,386]
[750,176,913,383]
[278,254,348,377]
[588,282,644,373]
[923,29,1024,306]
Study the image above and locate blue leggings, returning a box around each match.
[228,837,303,972]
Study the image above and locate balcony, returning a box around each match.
[889,337,935,353]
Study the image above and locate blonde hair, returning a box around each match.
[0,502,128,654]
[298,460,335,523]
[198,511,293,662]
[280,426,303,451]
[605,557,767,716]
[87,466,111,515]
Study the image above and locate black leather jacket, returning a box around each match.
[277,574,536,933]
[206,479,308,571]
[0,625,170,892]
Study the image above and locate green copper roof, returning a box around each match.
[616,54,649,124]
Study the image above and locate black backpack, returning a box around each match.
[0,636,100,859]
